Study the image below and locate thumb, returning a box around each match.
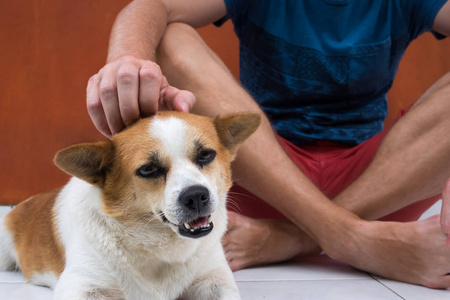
[171,89,196,113]
[159,76,196,112]
[160,85,196,112]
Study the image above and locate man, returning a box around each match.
[86,0,450,288]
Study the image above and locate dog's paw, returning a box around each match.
[183,280,240,300]
[83,289,125,300]
[54,288,124,300]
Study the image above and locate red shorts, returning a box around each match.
[228,111,441,222]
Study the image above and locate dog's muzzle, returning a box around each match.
[162,185,214,239]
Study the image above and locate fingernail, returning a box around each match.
[181,102,189,112]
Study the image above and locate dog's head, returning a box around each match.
[54,111,260,240]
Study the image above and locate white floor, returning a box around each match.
[0,202,448,300]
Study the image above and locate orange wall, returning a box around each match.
[0,1,448,204]
[387,33,450,124]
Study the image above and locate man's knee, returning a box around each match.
[157,22,204,68]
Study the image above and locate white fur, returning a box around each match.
[150,117,220,227]
[30,272,59,289]
[149,116,188,159]
[0,217,17,272]
[51,179,237,299]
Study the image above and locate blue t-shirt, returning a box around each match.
[217,0,447,145]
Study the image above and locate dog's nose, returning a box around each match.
[179,185,210,213]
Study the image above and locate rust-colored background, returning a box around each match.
[0,1,449,205]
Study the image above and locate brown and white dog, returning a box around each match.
[0,111,260,300]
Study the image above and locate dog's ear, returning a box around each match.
[54,141,115,187]
[214,113,261,155]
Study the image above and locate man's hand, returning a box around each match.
[86,55,196,137]
[329,184,450,289]
[347,216,450,288]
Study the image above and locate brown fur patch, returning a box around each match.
[5,189,65,280]
[54,141,115,187]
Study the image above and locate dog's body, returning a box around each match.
[0,111,260,299]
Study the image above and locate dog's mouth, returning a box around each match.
[161,214,214,239]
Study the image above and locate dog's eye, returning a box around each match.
[196,149,216,167]
[136,164,165,179]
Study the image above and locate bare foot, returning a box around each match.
[329,215,450,289]
[222,211,320,271]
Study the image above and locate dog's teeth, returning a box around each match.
[208,216,212,223]
[184,223,191,230]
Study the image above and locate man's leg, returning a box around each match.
[156,23,450,287]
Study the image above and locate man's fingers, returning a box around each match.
[88,55,196,138]
[164,88,196,113]
[159,78,196,113]
[117,63,140,126]
[172,90,196,112]
[99,67,125,135]
[139,62,163,117]
[87,74,112,137]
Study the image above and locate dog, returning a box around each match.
[0,111,261,300]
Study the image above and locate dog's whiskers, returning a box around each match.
[149,212,164,224]
[226,195,242,214]
[231,177,245,184]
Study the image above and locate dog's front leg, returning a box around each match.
[53,269,124,300]
[183,264,241,300]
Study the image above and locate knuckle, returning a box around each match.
[117,69,138,85]
[86,101,101,116]
[88,73,99,84]
[99,62,115,75]
[140,63,162,80]
[99,83,117,98]
[86,96,101,110]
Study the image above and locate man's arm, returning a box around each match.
[433,0,450,36]
[107,0,226,62]
[332,1,450,221]
[87,0,226,136]
[435,1,450,239]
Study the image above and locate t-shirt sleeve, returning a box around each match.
[214,0,250,27]
[400,0,448,39]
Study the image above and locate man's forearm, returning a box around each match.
[107,0,169,62]
[333,72,450,220]
[106,0,227,63]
